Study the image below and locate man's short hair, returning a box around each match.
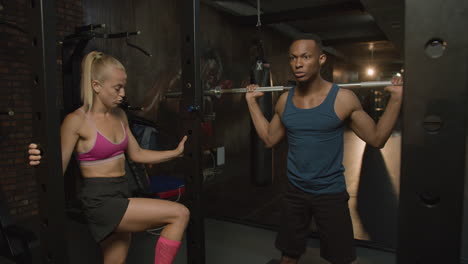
[291,33,324,53]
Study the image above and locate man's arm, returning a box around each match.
[348,79,403,148]
[246,85,286,148]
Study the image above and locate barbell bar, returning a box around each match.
[165,80,397,99]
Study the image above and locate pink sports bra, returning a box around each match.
[76,109,129,165]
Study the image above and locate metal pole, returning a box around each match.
[29,0,67,263]
[221,81,394,93]
[165,81,397,99]
[180,0,205,263]
[337,80,393,88]
[220,86,290,94]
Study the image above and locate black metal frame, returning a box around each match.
[398,0,468,263]
[181,0,206,263]
[29,0,67,263]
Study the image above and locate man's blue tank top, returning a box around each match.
[281,84,346,194]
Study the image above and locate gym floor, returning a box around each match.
[61,217,395,264]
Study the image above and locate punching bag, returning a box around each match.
[250,58,273,186]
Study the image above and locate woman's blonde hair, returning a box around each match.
[80,51,126,111]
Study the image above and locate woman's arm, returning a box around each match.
[28,111,82,175]
[60,112,82,174]
[118,109,187,164]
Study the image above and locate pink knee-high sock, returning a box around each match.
[155,236,181,264]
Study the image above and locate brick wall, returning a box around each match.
[0,0,83,221]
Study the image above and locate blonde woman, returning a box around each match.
[28,51,188,264]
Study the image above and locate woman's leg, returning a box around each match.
[116,198,189,264]
[116,198,189,240]
[100,232,131,264]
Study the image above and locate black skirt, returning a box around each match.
[80,175,130,242]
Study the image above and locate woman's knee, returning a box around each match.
[176,204,190,224]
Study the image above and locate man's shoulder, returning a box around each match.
[336,87,358,101]
[275,91,289,114]
[335,87,362,114]
[278,90,289,103]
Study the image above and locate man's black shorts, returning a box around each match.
[275,182,356,264]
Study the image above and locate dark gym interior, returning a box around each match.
[1,0,467,263]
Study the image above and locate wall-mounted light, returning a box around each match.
[366,43,377,78]
[366,67,375,76]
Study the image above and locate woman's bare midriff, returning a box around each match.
[80,156,127,178]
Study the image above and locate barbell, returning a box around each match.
[165,80,398,99]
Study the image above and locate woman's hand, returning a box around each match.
[175,136,188,157]
[28,143,42,166]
